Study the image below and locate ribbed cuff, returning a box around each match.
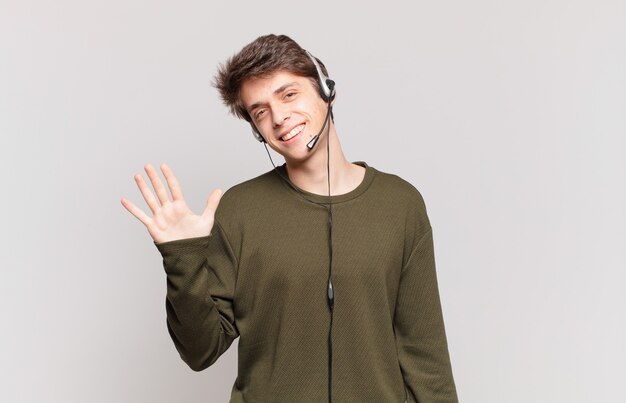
[154,235,211,257]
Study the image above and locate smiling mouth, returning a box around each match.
[280,123,305,141]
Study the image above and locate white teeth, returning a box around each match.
[281,124,304,141]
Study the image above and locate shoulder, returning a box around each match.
[368,164,432,237]
[223,168,280,199]
[213,168,281,221]
[369,164,428,212]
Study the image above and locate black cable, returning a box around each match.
[261,98,335,403]
[325,99,334,403]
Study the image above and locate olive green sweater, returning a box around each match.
[154,162,458,402]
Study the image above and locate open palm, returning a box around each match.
[121,163,222,244]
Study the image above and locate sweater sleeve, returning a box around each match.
[394,227,458,402]
[154,221,239,371]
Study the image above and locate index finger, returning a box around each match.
[160,163,185,201]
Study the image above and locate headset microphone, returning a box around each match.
[306,90,334,150]
[306,78,335,150]
[305,51,336,150]
[306,135,321,150]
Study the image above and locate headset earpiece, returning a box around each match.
[251,123,265,143]
[304,50,336,102]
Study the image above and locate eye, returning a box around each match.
[285,92,296,99]
[255,109,267,120]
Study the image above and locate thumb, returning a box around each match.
[202,188,223,218]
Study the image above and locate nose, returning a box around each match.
[271,106,290,128]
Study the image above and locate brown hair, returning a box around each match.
[213,34,330,122]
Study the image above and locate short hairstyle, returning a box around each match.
[213,34,330,122]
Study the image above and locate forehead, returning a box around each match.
[240,71,312,107]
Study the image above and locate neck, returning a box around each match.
[284,124,365,196]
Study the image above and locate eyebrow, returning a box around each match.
[247,82,300,113]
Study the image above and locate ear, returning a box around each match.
[249,121,266,143]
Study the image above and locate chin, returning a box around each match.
[282,149,316,165]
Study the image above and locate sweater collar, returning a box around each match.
[276,161,376,204]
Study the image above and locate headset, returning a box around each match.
[251,49,338,403]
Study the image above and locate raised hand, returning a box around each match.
[121,163,222,244]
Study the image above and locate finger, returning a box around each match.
[202,188,223,218]
[135,173,160,214]
[121,197,152,227]
[145,164,170,206]
[160,163,184,201]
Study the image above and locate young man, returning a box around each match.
[121,34,458,402]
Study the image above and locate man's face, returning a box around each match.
[240,70,330,163]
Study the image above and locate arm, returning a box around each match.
[394,227,458,402]
[154,221,239,371]
[121,163,233,370]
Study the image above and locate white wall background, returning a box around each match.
[1,0,624,402]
